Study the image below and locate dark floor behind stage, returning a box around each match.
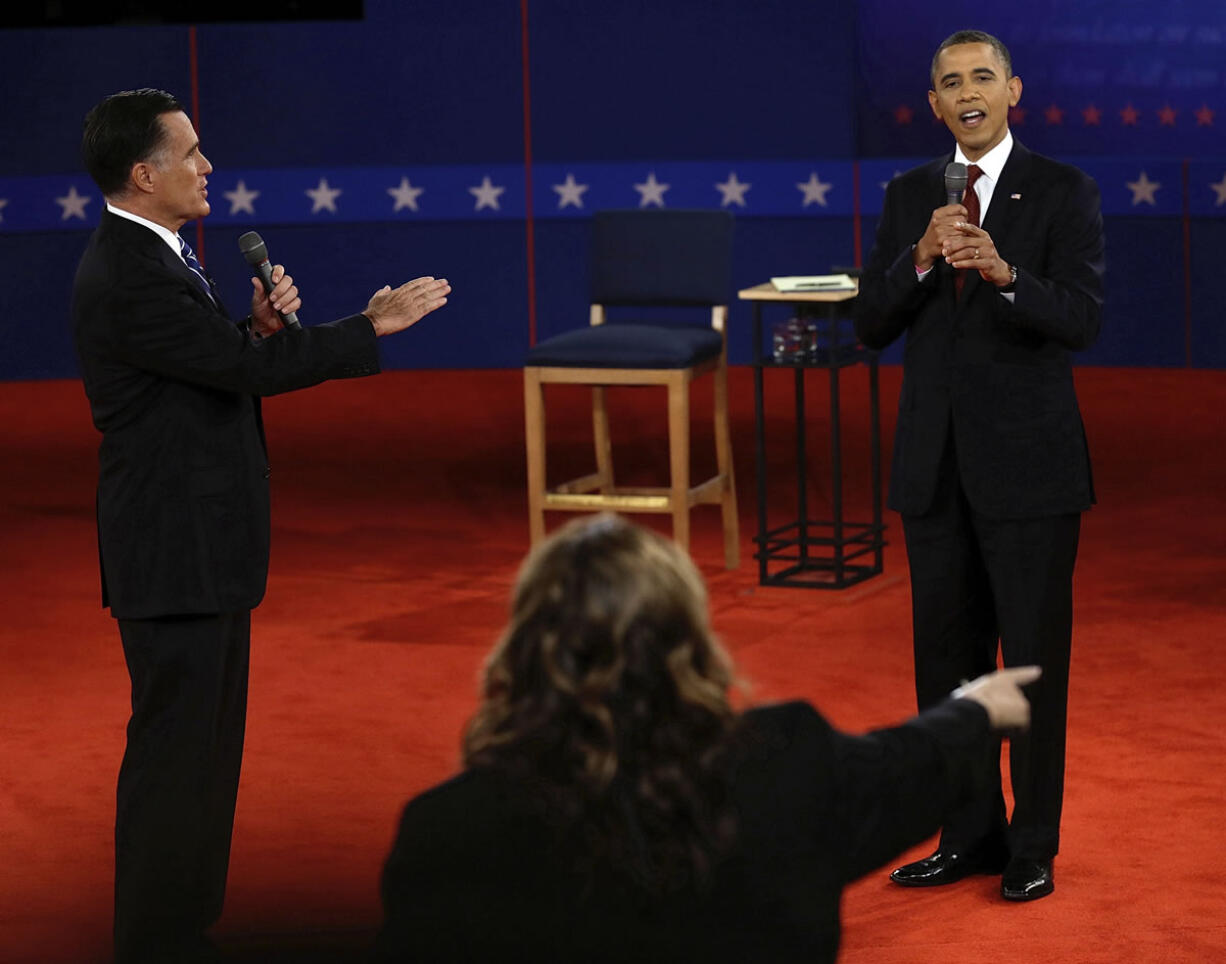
[1,366,1224,963]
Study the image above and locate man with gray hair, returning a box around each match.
[73,88,449,961]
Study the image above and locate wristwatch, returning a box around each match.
[1000,263,1018,293]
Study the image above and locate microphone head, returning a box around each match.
[944,161,968,200]
[237,230,269,265]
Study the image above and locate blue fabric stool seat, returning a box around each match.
[525,324,724,369]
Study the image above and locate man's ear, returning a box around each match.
[1008,75,1023,108]
[928,89,941,120]
[129,161,157,196]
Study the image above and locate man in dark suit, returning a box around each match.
[855,31,1104,902]
[71,88,450,961]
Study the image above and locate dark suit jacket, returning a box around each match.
[855,141,1105,520]
[72,210,380,619]
[376,699,993,964]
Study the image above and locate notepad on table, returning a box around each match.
[770,274,857,293]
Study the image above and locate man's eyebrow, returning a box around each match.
[939,66,999,85]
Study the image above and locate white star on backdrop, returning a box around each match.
[552,173,589,209]
[878,170,903,190]
[1126,171,1161,206]
[224,180,260,214]
[0,198,8,223]
[388,177,424,212]
[56,185,92,220]
[715,172,751,207]
[469,176,505,211]
[634,172,669,207]
[796,172,833,207]
[1210,173,1226,207]
[306,178,342,213]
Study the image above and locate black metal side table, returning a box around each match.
[737,282,885,589]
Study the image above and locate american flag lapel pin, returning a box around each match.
[1010,193,1022,200]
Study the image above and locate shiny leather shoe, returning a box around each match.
[1001,858,1054,901]
[890,843,1009,887]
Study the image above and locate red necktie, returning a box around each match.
[955,164,983,298]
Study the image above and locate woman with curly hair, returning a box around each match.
[376,514,1037,963]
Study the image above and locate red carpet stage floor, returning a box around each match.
[1,367,1224,962]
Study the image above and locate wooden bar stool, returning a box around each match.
[523,209,738,567]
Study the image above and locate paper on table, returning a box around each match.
[770,274,857,292]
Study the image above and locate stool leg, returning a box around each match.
[713,358,739,569]
[668,373,691,553]
[592,386,614,493]
[524,369,547,545]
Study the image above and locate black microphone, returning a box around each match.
[237,231,301,330]
[944,161,968,207]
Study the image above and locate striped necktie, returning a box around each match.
[178,236,216,304]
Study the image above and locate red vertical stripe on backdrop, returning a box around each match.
[1182,159,1192,367]
[852,161,862,268]
[189,25,206,264]
[521,0,538,345]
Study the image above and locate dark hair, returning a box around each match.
[930,30,1013,86]
[463,514,740,893]
[82,88,185,197]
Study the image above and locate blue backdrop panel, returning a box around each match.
[194,164,526,226]
[531,162,854,218]
[1188,220,1226,369]
[203,220,529,369]
[856,0,1226,159]
[528,0,857,161]
[195,0,524,168]
[0,234,88,379]
[3,0,1226,380]
[1086,218,1185,367]
[533,220,591,345]
[0,26,191,175]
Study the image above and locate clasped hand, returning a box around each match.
[250,264,300,337]
[914,203,1012,288]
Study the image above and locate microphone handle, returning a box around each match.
[947,189,963,207]
[253,258,302,330]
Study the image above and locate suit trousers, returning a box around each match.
[114,611,250,961]
[901,429,1080,862]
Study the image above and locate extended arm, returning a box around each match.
[832,666,1039,883]
[97,261,449,397]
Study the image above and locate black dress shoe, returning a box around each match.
[1001,858,1054,901]
[890,842,1009,887]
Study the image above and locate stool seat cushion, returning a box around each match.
[525,324,722,369]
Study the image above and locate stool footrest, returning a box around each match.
[545,475,730,513]
[545,491,672,512]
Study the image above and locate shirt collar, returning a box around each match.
[106,202,185,261]
[954,130,1013,184]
